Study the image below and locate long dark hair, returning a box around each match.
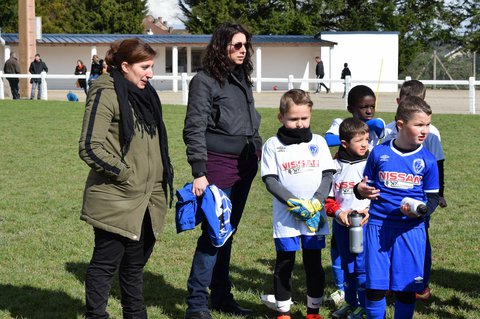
[202,22,253,85]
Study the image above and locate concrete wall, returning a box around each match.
[321,32,399,93]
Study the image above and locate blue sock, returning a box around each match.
[344,272,358,307]
[394,300,415,319]
[330,245,344,290]
[365,297,386,319]
[356,272,366,308]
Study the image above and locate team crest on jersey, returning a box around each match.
[413,159,425,174]
[380,155,390,162]
[309,144,319,157]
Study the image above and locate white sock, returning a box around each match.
[276,298,292,313]
[307,295,323,309]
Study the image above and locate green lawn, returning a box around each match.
[0,100,479,319]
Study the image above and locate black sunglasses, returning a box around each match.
[230,42,249,50]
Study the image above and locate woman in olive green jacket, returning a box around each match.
[79,38,173,319]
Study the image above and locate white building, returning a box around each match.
[1,32,398,92]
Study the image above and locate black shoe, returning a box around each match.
[184,311,212,319]
[327,88,330,93]
[212,300,253,316]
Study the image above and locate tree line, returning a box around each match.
[1,0,478,76]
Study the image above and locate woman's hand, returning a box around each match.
[192,176,209,197]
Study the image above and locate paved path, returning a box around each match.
[32,89,480,114]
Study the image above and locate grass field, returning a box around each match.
[0,100,479,319]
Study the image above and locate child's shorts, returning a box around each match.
[275,235,326,252]
[365,223,426,292]
[333,221,366,274]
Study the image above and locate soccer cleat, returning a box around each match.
[327,289,345,308]
[347,307,366,319]
[277,314,292,319]
[416,287,431,301]
[305,314,323,319]
[332,304,354,318]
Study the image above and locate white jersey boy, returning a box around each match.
[261,134,335,238]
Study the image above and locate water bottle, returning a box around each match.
[349,211,363,254]
[401,197,428,217]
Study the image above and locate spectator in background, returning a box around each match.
[89,54,104,85]
[3,52,21,100]
[315,56,330,94]
[75,59,88,94]
[341,63,351,99]
[29,53,48,100]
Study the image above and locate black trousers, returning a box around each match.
[85,213,155,319]
[7,78,20,99]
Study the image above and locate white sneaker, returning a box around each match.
[260,294,293,311]
[327,289,345,308]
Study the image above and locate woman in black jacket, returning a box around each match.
[182,22,262,319]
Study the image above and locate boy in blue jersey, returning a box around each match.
[354,96,440,319]
[261,89,336,319]
[383,79,447,300]
[325,118,370,319]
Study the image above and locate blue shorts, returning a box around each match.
[333,221,365,274]
[365,223,426,292]
[275,235,326,252]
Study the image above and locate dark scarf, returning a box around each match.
[336,145,369,163]
[276,126,313,145]
[112,70,174,206]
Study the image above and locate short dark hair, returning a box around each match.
[279,89,313,114]
[347,85,375,109]
[396,95,432,122]
[339,117,369,142]
[399,80,426,101]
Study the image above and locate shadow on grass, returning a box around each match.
[229,257,338,316]
[65,262,187,318]
[0,284,83,318]
[414,267,480,318]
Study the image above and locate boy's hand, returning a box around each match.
[400,203,420,218]
[287,198,323,220]
[358,208,370,226]
[357,176,380,200]
[305,211,327,232]
[337,209,353,226]
[439,196,447,208]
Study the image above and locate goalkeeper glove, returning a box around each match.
[287,198,323,221]
[305,207,327,232]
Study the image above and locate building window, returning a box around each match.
[165,46,205,73]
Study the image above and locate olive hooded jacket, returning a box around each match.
[79,74,168,240]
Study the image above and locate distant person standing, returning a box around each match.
[89,54,104,85]
[3,52,21,99]
[315,56,329,94]
[29,53,48,100]
[74,59,88,94]
[341,63,351,99]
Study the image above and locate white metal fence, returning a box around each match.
[1,71,478,114]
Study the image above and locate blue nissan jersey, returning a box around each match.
[364,140,439,227]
